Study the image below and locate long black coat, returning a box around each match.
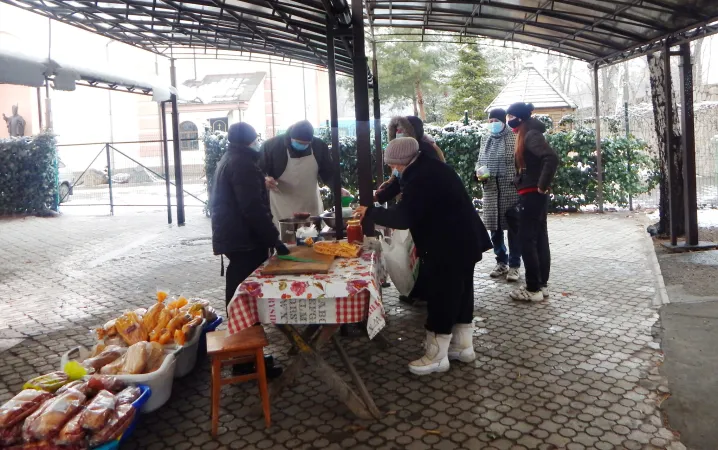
[365,154,492,265]
[211,143,278,255]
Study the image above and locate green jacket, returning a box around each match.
[258,125,333,185]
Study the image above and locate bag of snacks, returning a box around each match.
[22,387,86,441]
[55,381,89,396]
[145,342,166,373]
[0,389,53,428]
[115,386,141,406]
[23,372,69,393]
[115,312,147,346]
[142,302,165,333]
[54,411,84,446]
[79,390,117,432]
[82,345,126,372]
[88,403,135,447]
[0,422,22,446]
[95,319,118,340]
[87,376,125,394]
[174,317,202,346]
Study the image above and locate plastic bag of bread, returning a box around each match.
[55,381,89,396]
[23,372,69,393]
[22,387,86,441]
[174,317,202,346]
[115,386,141,406]
[145,342,166,373]
[115,312,147,346]
[95,319,118,341]
[88,403,135,447]
[79,390,116,432]
[0,389,53,428]
[142,302,165,334]
[89,343,106,358]
[167,296,188,310]
[99,342,148,375]
[87,376,125,394]
[150,308,174,338]
[103,335,128,348]
[0,421,22,446]
[82,345,126,372]
[54,411,84,446]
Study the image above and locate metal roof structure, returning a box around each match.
[485,62,577,112]
[182,72,265,104]
[3,0,718,72]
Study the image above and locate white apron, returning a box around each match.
[270,148,323,230]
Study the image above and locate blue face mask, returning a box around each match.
[392,168,401,179]
[489,122,504,134]
[291,140,310,151]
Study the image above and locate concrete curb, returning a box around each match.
[638,215,671,307]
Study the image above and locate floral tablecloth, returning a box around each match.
[227,251,386,339]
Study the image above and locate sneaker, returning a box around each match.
[509,287,543,302]
[541,286,550,298]
[490,264,509,278]
[506,267,520,282]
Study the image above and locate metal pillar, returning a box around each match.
[105,143,114,216]
[170,93,185,226]
[327,22,344,239]
[664,42,678,246]
[352,0,374,235]
[623,62,632,211]
[160,101,173,224]
[679,43,699,245]
[593,64,604,212]
[371,42,383,188]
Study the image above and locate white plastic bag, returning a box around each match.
[380,230,419,296]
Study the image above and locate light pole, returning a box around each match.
[106,39,117,169]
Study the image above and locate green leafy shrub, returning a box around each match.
[434,131,484,199]
[0,133,58,215]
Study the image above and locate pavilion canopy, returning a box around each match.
[2,0,718,71]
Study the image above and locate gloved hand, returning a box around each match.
[275,241,290,256]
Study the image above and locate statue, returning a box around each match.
[3,105,26,137]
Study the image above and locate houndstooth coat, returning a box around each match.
[477,128,519,231]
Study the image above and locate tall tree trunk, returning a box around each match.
[693,38,704,88]
[415,81,426,121]
[647,51,684,236]
[412,93,419,117]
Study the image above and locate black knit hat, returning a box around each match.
[290,120,314,142]
[488,108,507,123]
[406,116,425,139]
[228,122,257,145]
[506,102,535,120]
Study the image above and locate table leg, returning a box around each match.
[332,335,383,419]
[271,324,378,420]
[288,325,320,356]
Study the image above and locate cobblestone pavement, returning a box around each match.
[0,211,684,449]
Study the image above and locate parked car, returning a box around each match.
[58,158,75,203]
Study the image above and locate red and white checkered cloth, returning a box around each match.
[226,251,385,337]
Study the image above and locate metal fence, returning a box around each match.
[57,138,207,217]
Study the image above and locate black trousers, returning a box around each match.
[424,259,476,335]
[519,192,551,292]
[225,248,270,306]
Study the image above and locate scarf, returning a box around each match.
[478,127,510,176]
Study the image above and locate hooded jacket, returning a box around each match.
[259,124,333,184]
[377,116,445,203]
[514,118,559,192]
[210,143,279,255]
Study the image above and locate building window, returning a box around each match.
[179,121,199,151]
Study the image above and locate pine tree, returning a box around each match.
[447,45,501,120]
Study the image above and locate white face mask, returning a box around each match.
[395,133,405,139]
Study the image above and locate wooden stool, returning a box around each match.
[207,327,271,436]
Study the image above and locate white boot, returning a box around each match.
[448,323,476,363]
[408,331,451,376]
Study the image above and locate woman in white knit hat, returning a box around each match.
[356,137,492,376]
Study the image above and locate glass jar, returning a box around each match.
[346,219,364,244]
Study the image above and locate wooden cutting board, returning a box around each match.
[261,246,336,275]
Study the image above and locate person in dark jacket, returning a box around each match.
[377,116,445,306]
[505,102,559,302]
[211,122,287,378]
[356,138,492,376]
[259,120,334,228]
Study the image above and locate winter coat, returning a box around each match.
[364,153,492,265]
[210,143,279,255]
[477,126,519,231]
[514,118,559,192]
[377,116,445,203]
[259,124,333,184]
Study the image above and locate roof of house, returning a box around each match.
[182,72,265,105]
[486,63,577,113]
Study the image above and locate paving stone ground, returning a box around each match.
[0,210,685,449]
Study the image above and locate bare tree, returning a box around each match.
[647,50,684,236]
